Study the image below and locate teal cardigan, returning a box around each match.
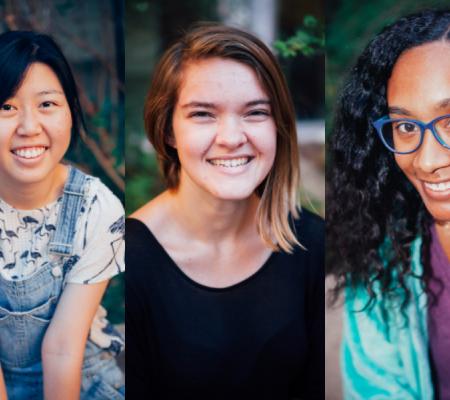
[341,237,434,399]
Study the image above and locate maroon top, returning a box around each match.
[428,225,450,400]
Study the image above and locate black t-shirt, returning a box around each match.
[126,209,324,400]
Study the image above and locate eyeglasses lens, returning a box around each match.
[434,116,450,147]
[381,120,421,153]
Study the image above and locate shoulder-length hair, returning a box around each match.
[144,23,300,252]
[328,9,450,308]
[0,30,85,143]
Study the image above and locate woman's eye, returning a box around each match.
[245,109,271,120]
[250,110,269,116]
[40,101,56,108]
[396,122,419,134]
[189,111,214,119]
[0,103,14,111]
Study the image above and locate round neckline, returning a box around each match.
[0,195,61,214]
[128,217,278,293]
[0,165,71,213]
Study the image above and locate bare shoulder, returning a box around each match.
[129,191,173,235]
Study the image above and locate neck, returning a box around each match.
[0,164,67,210]
[167,176,259,244]
[435,221,450,262]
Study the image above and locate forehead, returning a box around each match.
[387,42,450,112]
[19,62,64,90]
[177,57,268,103]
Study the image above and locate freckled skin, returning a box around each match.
[0,63,71,194]
[388,42,450,223]
[172,57,277,201]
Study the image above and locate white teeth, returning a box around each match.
[208,157,250,167]
[425,181,450,192]
[13,147,46,159]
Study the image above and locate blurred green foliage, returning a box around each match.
[102,276,124,324]
[125,144,165,215]
[275,15,325,216]
[326,0,450,137]
[274,15,324,58]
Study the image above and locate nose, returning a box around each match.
[413,128,450,173]
[16,108,43,136]
[215,115,247,148]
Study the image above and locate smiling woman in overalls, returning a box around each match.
[0,31,125,399]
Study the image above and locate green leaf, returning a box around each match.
[274,14,324,59]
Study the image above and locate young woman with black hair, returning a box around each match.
[0,31,124,400]
[328,9,450,399]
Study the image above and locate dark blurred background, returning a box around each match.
[326,0,450,136]
[126,0,325,218]
[0,0,124,325]
[325,1,450,399]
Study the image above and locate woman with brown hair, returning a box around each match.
[126,23,324,399]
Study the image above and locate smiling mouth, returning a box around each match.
[12,146,47,159]
[207,157,253,168]
[424,181,450,192]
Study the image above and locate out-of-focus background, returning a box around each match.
[325,1,450,399]
[125,0,325,217]
[0,0,125,325]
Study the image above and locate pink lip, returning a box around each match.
[206,160,254,177]
[206,155,254,161]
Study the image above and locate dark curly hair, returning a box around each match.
[327,9,450,311]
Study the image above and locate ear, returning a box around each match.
[165,130,177,148]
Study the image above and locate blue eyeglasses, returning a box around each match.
[372,114,450,154]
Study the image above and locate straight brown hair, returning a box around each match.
[144,23,301,252]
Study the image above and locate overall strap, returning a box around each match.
[49,166,87,256]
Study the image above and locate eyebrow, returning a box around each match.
[181,99,271,109]
[388,98,450,116]
[37,90,64,96]
[435,98,450,110]
[387,106,412,116]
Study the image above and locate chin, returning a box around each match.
[423,201,450,223]
[427,208,450,223]
[211,192,255,201]
[11,165,56,185]
[207,185,256,201]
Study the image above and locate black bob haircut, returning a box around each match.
[328,9,450,311]
[0,30,85,143]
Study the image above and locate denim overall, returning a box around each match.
[0,167,124,400]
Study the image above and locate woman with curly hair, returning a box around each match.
[328,9,450,399]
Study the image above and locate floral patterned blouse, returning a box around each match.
[0,172,125,354]
[0,175,124,282]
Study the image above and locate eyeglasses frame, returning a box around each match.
[372,114,450,154]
